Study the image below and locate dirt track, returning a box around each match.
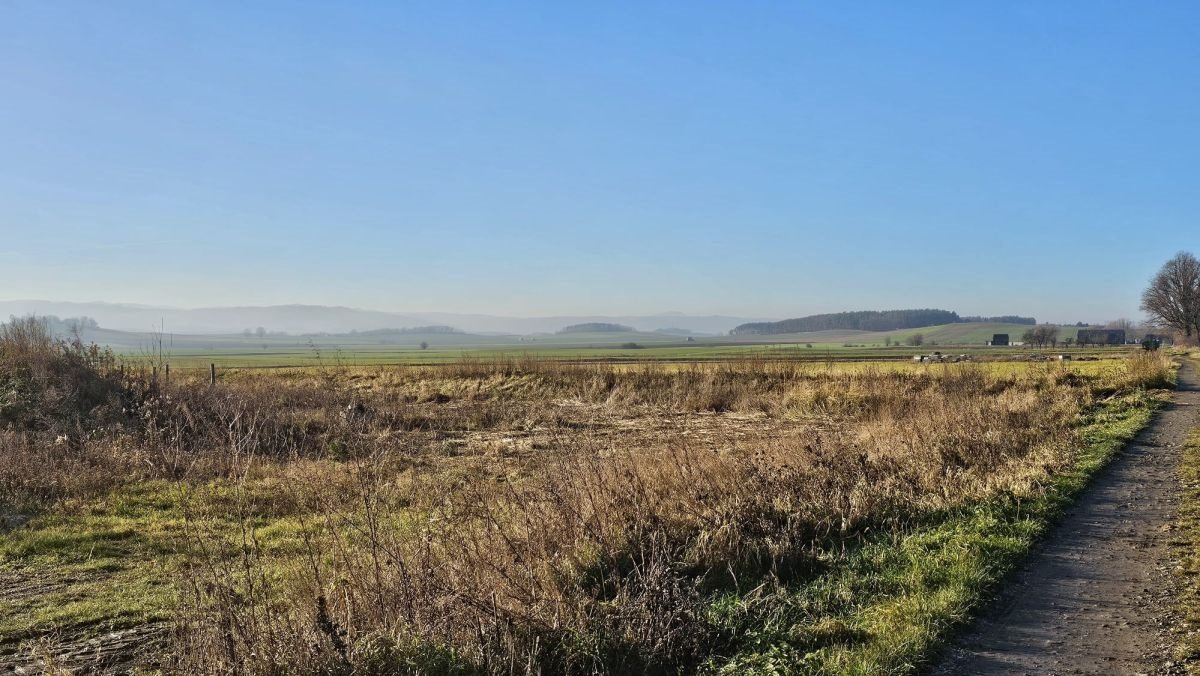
[934,361,1198,675]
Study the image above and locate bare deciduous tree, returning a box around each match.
[1041,324,1059,347]
[1141,252,1200,339]
[1022,324,1059,347]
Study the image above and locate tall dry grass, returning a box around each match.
[161,354,1173,674]
[0,317,137,511]
[0,336,1174,671]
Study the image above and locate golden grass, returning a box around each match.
[163,353,1173,673]
[0,345,1176,673]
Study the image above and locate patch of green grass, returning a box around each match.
[126,332,1136,370]
[705,388,1164,674]
[0,477,312,651]
[0,485,184,644]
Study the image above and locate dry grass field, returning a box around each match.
[0,318,1177,674]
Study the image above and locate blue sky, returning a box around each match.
[2,1,1197,322]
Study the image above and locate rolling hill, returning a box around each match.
[721,322,1073,346]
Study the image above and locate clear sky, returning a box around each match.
[2,2,1197,322]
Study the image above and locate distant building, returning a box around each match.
[988,334,1009,346]
[1077,329,1126,346]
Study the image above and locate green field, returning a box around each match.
[96,321,1130,369]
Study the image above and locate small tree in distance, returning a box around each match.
[906,333,924,347]
[1022,325,1059,347]
[1041,324,1059,348]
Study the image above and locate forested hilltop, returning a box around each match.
[731,310,1035,335]
[558,322,635,333]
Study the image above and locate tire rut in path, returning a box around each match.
[934,361,1199,675]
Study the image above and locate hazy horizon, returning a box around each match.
[5,3,1198,321]
[0,297,1128,337]
[0,295,1163,332]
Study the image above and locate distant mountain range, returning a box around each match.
[0,300,766,336]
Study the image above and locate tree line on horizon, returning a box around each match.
[557,322,635,334]
[730,310,1036,336]
[5,314,99,337]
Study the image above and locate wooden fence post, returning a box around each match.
[165,364,170,385]
[210,363,216,386]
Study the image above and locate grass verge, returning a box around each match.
[1174,426,1200,672]
[709,388,1165,673]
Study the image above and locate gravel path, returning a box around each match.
[934,360,1198,675]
